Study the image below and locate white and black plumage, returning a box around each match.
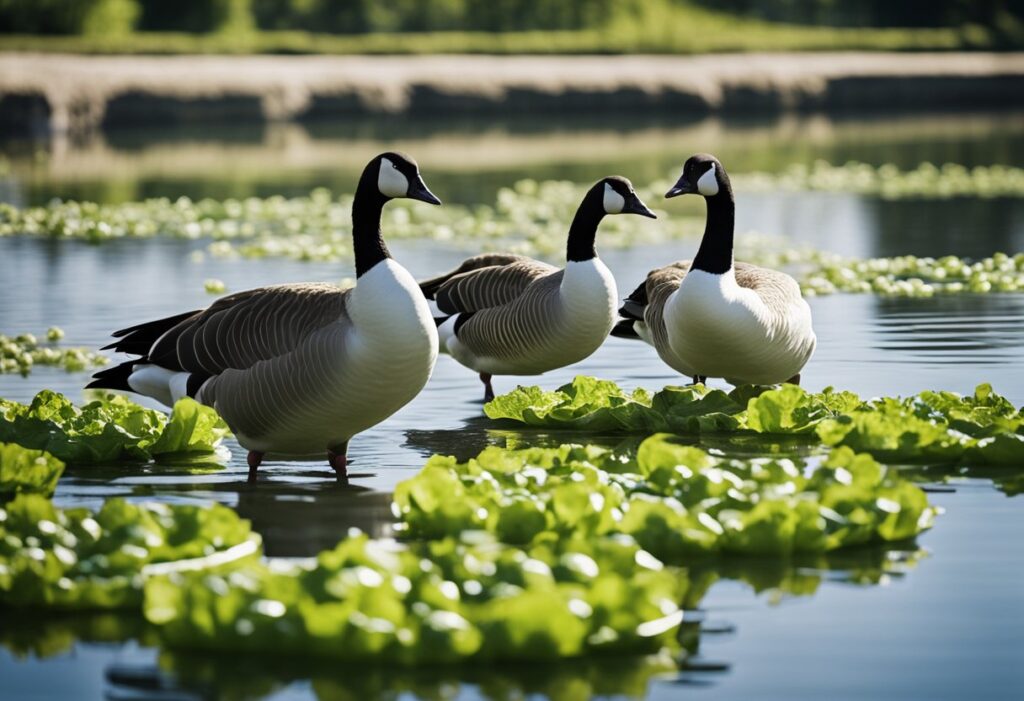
[88,152,442,482]
[613,154,816,385]
[421,177,656,400]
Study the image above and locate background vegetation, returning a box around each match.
[0,0,1022,54]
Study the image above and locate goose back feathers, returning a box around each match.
[422,254,557,315]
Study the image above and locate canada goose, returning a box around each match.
[88,152,442,482]
[612,154,815,385]
[421,177,656,400]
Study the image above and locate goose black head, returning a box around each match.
[374,152,442,205]
[665,154,728,199]
[599,176,657,218]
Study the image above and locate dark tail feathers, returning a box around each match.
[610,319,641,340]
[85,360,139,391]
[101,309,199,356]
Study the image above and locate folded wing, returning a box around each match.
[421,254,558,315]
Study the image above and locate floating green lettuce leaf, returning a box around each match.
[0,443,64,500]
[0,495,260,609]
[487,377,873,437]
[145,531,689,664]
[816,406,968,464]
[0,331,108,376]
[818,384,1024,465]
[485,376,663,432]
[0,391,229,465]
[746,385,861,434]
[489,378,1023,468]
[394,436,936,560]
[148,395,231,457]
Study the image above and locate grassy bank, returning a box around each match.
[0,7,1000,55]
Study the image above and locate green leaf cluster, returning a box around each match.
[0,443,64,500]
[394,436,936,561]
[0,390,229,464]
[735,162,1024,200]
[0,331,109,376]
[4,168,1023,302]
[144,530,689,664]
[0,494,260,609]
[487,377,1023,467]
[801,252,1024,297]
[485,376,858,435]
[819,383,1024,465]
[0,182,693,261]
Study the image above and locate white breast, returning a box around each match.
[347,259,439,351]
[544,258,618,366]
[250,259,439,454]
[560,259,618,322]
[664,268,814,384]
[341,259,439,405]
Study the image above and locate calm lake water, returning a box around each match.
[1,112,1023,700]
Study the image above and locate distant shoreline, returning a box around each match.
[2,52,1023,136]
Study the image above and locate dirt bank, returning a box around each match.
[2,52,1023,135]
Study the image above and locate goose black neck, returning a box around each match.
[352,167,392,278]
[691,187,735,275]
[566,187,605,262]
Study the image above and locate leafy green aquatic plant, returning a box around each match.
[818,384,1024,466]
[394,436,935,560]
[732,162,1024,200]
[5,164,1023,274]
[0,391,229,465]
[0,183,694,261]
[1,330,109,376]
[800,252,1024,297]
[203,278,227,294]
[485,376,858,435]
[145,530,690,664]
[0,443,64,500]
[0,495,260,609]
[486,377,1023,467]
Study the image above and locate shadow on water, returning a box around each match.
[402,416,822,464]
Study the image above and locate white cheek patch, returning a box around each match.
[378,158,409,198]
[697,164,719,197]
[603,183,625,214]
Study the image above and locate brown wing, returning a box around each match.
[147,283,349,375]
[732,262,803,307]
[423,254,558,315]
[453,272,564,362]
[637,261,691,354]
[419,253,529,297]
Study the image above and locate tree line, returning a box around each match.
[1,0,1021,36]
